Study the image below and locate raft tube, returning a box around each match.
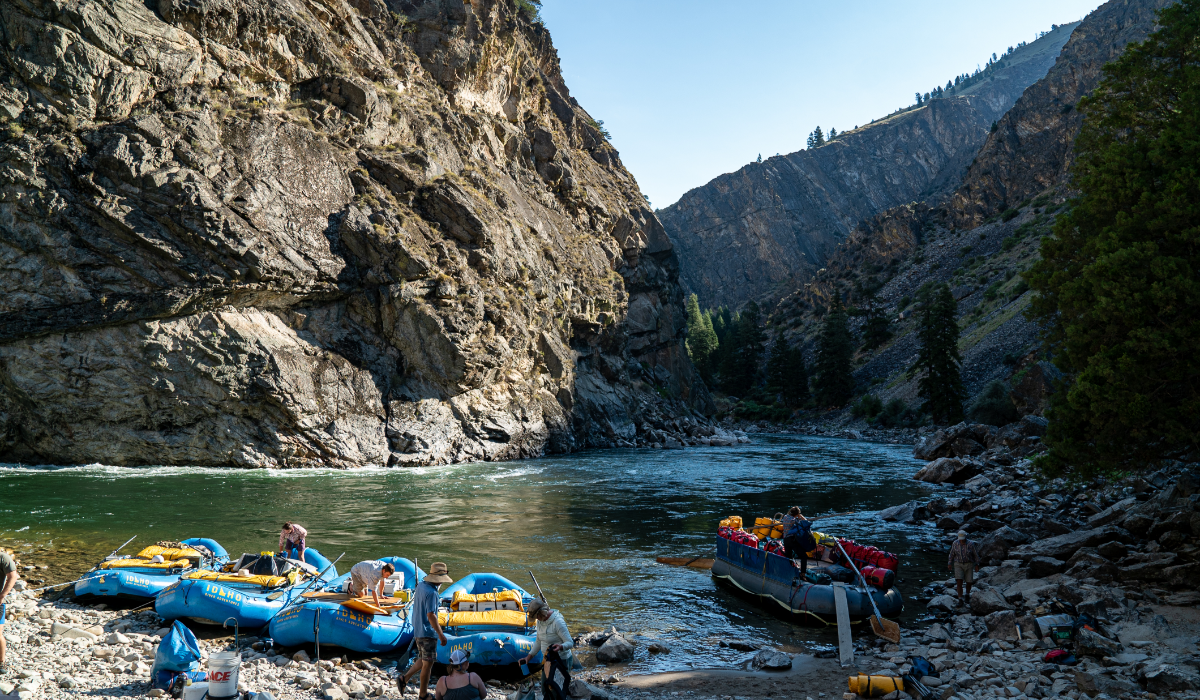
[711,536,903,624]
[75,537,229,601]
[269,557,422,653]
[436,573,539,669]
[155,548,336,629]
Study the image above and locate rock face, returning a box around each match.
[950,0,1177,225]
[0,0,712,468]
[658,24,1076,310]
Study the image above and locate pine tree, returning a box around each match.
[915,92,923,105]
[767,337,810,407]
[909,284,965,423]
[685,294,719,380]
[860,307,893,352]
[812,303,855,407]
[756,153,762,163]
[828,127,838,140]
[806,127,826,149]
[723,302,764,395]
[1026,0,1200,478]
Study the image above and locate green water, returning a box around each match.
[0,435,938,672]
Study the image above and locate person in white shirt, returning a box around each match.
[519,598,573,673]
[348,560,396,606]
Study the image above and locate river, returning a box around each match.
[0,435,940,672]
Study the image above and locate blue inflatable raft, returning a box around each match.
[435,573,540,668]
[75,538,228,601]
[156,549,337,629]
[269,557,423,653]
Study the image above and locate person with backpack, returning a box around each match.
[948,530,981,607]
[781,507,816,577]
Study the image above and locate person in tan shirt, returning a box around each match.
[947,530,981,607]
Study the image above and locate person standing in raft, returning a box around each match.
[348,560,396,606]
[781,506,816,577]
[278,522,307,561]
[400,562,452,700]
[948,530,981,607]
[0,548,20,675]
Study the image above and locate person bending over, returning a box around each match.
[349,560,396,606]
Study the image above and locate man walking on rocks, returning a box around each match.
[400,562,452,700]
[948,530,980,608]
[0,548,19,675]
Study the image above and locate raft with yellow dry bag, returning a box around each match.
[435,572,542,670]
[269,557,421,654]
[75,538,228,601]
[156,549,338,628]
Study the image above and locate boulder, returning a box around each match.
[927,594,961,613]
[1027,556,1066,578]
[970,587,1013,616]
[951,437,985,457]
[1142,664,1199,694]
[49,623,97,640]
[879,500,930,524]
[978,526,1032,563]
[1086,497,1138,527]
[596,633,634,663]
[1075,629,1123,658]
[1073,671,1137,697]
[963,475,994,494]
[914,457,977,484]
[1063,548,1117,583]
[1008,525,1129,562]
[935,512,967,531]
[984,610,1018,640]
[750,649,792,671]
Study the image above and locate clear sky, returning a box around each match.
[539,0,1106,209]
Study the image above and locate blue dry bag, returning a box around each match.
[152,620,202,676]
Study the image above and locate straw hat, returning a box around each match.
[424,562,452,584]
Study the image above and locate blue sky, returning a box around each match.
[539,0,1106,209]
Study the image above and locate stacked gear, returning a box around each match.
[718,526,759,548]
[837,539,900,572]
[860,565,896,588]
[101,544,205,571]
[750,517,784,540]
[450,589,524,611]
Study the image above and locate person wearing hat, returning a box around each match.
[519,598,574,677]
[434,649,487,700]
[948,530,981,607]
[400,562,452,700]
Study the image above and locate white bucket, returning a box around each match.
[207,652,242,699]
[182,682,209,700]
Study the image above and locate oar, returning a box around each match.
[27,535,139,594]
[834,540,900,643]
[655,554,714,569]
[528,570,546,603]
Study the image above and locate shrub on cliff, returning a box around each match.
[968,380,1020,427]
[1026,0,1200,479]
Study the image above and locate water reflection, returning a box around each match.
[0,435,940,672]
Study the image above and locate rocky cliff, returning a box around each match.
[950,0,1177,225]
[657,24,1076,311]
[769,0,1174,415]
[0,0,712,468]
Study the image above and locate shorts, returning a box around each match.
[348,573,378,596]
[414,637,437,662]
[953,562,975,583]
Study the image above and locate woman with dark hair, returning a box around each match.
[278,522,307,560]
[434,649,487,700]
[781,507,815,576]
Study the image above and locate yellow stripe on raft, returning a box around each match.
[101,558,191,570]
[437,610,529,628]
[182,570,290,588]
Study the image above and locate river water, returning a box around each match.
[0,435,940,672]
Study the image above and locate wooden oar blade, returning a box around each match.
[655,556,714,569]
[870,615,902,644]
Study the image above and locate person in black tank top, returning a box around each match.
[435,649,487,700]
